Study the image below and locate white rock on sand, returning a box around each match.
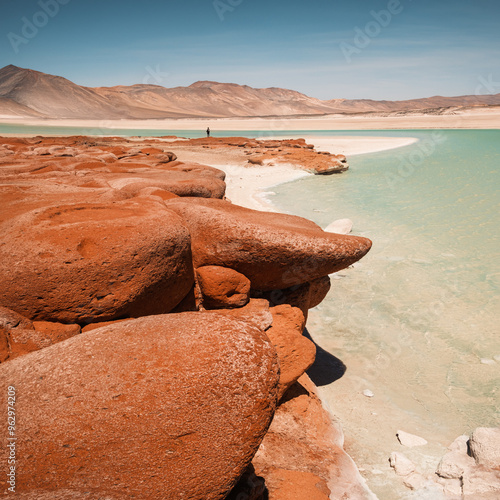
[448,434,469,453]
[436,450,476,479]
[389,452,416,476]
[396,430,428,447]
[391,428,500,498]
[324,218,353,235]
[468,427,500,469]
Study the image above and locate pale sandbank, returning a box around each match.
[1,105,500,132]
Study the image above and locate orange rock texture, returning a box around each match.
[0,313,280,499]
[0,135,373,499]
[165,197,371,290]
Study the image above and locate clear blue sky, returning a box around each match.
[0,0,499,100]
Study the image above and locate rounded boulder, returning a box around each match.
[165,198,372,290]
[0,199,194,323]
[0,312,280,499]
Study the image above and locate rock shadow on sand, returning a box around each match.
[304,328,346,386]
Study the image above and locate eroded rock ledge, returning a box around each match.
[0,135,372,499]
[166,136,349,174]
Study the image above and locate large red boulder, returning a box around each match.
[0,199,194,323]
[0,312,280,499]
[165,198,372,290]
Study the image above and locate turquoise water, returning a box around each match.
[269,130,499,489]
[270,129,500,496]
[0,123,372,138]
[273,130,500,419]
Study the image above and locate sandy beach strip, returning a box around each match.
[269,135,419,156]
[208,162,310,212]
[1,107,500,132]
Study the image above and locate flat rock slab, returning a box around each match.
[397,430,428,447]
[0,312,279,499]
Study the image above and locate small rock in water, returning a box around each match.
[363,389,374,398]
[324,218,353,235]
[397,430,428,447]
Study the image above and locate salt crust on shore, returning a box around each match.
[1,106,499,129]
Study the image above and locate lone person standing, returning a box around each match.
[206,127,210,137]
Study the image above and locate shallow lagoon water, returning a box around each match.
[270,129,500,498]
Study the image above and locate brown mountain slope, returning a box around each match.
[1,65,499,120]
[92,81,340,117]
[0,96,45,118]
[0,65,178,119]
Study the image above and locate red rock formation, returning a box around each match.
[0,199,195,323]
[265,305,316,400]
[0,135,375,499]
[0,313,280,499]
[165,197,372,290]
[253,374,375,500]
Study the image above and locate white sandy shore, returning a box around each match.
[210,162,310,212]
[270,135,419,156]
[208,135,418,211]
[1,106,500,131]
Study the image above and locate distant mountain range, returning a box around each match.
[1,65,499,120]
